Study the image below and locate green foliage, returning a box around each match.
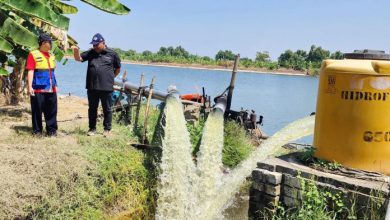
[273,173,386,220]
[0,11,38,49]
[186,118,254,168]
[3,0,70,30]
[330,50,344,60]
[255,51,271,62]
[114,44,343,74]
[273,176,348,220]
[28,123,155,219]
[222,120,253,167]
[215,50,236,61]
[307,45,331,65]
[0,36,13,53]
[0,0,130,76]
[0,67,8,76]
[142,50,153,57]
[186,119,205,155]
[297,176,346,219]
[81,0,131,15]
[52,1,79,14]
[278,49,307,71]
[156,46,190,58]
[299,147,342,171]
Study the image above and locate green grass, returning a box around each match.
[186,119,205,155]
[222,120,254,167]
[187,118,255,168]
[27,114,159,219]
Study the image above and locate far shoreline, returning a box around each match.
[64,55,310,77]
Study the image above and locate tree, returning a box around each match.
[172,46,189,58]
[0,0,130,105]
[215,50,235,61]
[255,51,270,62]
[240,57,253,68]
[306,45,330,64]
[142,50,153,57]
[157,47,168,56]
[330,51,344,60]
[167,46,174,56]
[278,49,307,71]
[278,50,294,68]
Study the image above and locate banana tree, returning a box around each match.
[0,0,130,104]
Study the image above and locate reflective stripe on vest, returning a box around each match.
[31,50,57,91]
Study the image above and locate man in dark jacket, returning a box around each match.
[72,33,121,137]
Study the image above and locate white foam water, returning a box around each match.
[156,95,315,219]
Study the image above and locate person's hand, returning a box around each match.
[71,45,79,53]
[28,87,35,96]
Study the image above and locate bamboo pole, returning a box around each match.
[226,54,240,113]
[134,74,144,129]
[141,77,155,144]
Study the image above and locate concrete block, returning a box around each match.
[252,182,264,192]
[263,170,282,185]
[257,162,275,171]
[275,165,314,179]
[282,185,302,200]
[264,184,281,196]
[262,194,280,206]
[283,174,302,189]
[249,188,263,202]
[252,169,264,183]
[252,182,281,197]
[252,168,282,185]
[282,195,301,207]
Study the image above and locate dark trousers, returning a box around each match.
[87,90,113,131]
[30,92,58,134]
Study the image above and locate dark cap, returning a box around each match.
[90,33,105,45]
[38,33,52,45]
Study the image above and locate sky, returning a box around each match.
[66,0,390,60]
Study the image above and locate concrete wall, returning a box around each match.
[249,158,389,219]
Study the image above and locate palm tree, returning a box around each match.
[0,0,130,104]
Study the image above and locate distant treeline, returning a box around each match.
[112,45,344,75]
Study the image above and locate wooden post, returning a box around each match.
[134,74,144,129]
[141,77,155,144]
[226,54,240,114]
[202,87,206,120]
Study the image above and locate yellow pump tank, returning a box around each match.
[313,50,390,175]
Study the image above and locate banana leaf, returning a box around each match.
[0,36,13,53]
[67,34,78,46]
[52,42,64,62]
[0,67,9,76]
[53,1,78,14]
[81,0,130,15]
[2,0,70,30]
[0,12,37,49]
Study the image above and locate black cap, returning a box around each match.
[38,33,52,45]
[90,33,105,45]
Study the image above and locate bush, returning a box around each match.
[222,120,253,167]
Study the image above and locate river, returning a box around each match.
[56,60,318,142]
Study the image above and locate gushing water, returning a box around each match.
[198,115,315,219]
[156,95,199,219]
[156,95,315,219]
[196,109,224,202]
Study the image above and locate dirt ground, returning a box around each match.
[0,95,90,219]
